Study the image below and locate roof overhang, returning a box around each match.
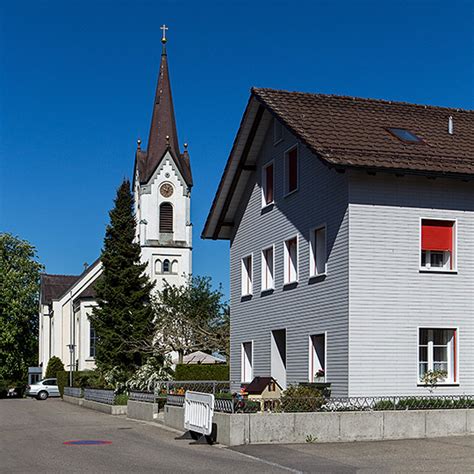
[202,97,272,240]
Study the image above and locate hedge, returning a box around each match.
[57,370,104,397]
[174,364,229,381]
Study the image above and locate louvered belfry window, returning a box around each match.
[160,203,173,233]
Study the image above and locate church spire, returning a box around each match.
[145,25,181,176]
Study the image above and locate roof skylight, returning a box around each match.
[387,128,422,143]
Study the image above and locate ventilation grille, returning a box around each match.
[160,203,173,233]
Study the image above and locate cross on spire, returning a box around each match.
[160,24,168,44]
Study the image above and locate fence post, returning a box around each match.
[213,381,216,395]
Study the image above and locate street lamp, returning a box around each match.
[67,344,75,387]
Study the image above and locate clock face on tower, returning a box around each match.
[160,183,174,198]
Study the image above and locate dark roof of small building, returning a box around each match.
[40,258,101,305]
[73,278,98,302]
[40,274,80,305]
[253,88,474,176]
[245,376,282,394]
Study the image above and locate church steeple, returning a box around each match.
[138,26,192,187]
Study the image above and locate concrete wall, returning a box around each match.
[63,394,127,415]
[127,400,158,421]
[163,406,474,446]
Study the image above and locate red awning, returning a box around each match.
[422,220,453,251]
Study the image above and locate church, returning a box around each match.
[38,30,192,375]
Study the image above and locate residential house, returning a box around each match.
[203,88,474,397]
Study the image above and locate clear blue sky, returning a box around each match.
[1,0,473,298]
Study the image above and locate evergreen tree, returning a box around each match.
[90,179,154,378]
[45,356,64,378]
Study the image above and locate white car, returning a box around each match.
[26,378,60,400]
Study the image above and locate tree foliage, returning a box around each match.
[0,233,43,382]
[45,356,64,378]
[131,276,229,363]
[90,179,154,378]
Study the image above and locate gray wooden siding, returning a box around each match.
[230,121,350,396]
[348,171,474,396]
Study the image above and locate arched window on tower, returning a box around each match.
[159,203,173,233]
[162,259,171,273]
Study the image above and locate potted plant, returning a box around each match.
[315,369,325,382]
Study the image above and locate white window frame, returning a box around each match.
[273,118,283,145]
[261,245,275,292]
[419,217,457,273]
[241,254,253,296]
[417,326,459,385]
[309,225,327,278]
[283,236,298,285]
[261,161,274,208]
[308,332,327,383]
[241,341,254,383]
[284,144,299,197]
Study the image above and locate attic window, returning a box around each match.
[387,128,422,143]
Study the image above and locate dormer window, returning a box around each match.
[387,128,422,143]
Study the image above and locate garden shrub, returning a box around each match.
[373,400,396,411]
[114,393,129,405]
[45,356,65,378]
[280,384,325,412]
[174,364,229,381]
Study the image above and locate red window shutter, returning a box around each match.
[265,164,273,203]
[288,149,297,192]
[421,220,453,251]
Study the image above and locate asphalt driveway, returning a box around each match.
[1,398,473,473]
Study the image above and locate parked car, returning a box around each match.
[7,385,25,398]
[26,378,60,400]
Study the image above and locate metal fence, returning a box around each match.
[84,388,115,405]
[165,393,474,414]
[64,387,83,398]
[155,380,231,396]
[322,395,474,412]
[129,390,156,403]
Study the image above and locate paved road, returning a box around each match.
[1,398,473,473]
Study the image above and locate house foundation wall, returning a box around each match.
[163,406,474,446]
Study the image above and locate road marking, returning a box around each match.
[219,447,303,474]
[63,440,112,446]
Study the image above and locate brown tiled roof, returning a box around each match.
[40,274,79,305]
[136,48,192,186]
[253,88,474,177]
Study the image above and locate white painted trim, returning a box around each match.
[261,160,275,209]
[309,224,328,278]
[416,326,460,386]
[308,332,327,383]
[283,235,299,285]
[241,340,254,383]
[241,254,253,296]
[283,143,299,197]
[260,244,275,292]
